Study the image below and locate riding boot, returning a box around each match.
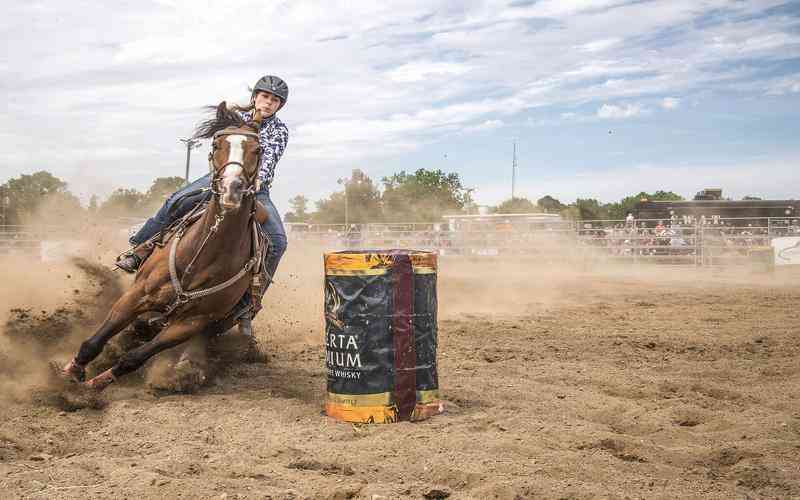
[115,243,156,274]
[115,252,141,273]
[85,369,115,391]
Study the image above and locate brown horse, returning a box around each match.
[61,102,265,391]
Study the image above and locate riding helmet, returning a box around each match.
[252,75,289,110]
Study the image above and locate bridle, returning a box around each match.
[208,128,261,199]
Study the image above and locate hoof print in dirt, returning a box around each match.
[423,487,452,499]
[578,438,647,463]
[287,459,355,476]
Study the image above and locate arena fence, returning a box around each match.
[1,217,798,267]
[286,217,800,267]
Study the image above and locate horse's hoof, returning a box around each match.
[84,369,115,392]
[59,358,86,383]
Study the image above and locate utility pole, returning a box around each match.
[511,141,517,200]
[180,138,202,185]
[337,177,349,229]
[338,170,364,230]
[0,186,6,227]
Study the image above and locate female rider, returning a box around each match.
[115,75,290,336]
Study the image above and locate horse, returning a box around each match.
[61,102,267,391]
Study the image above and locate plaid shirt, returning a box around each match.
[240,112,289,189]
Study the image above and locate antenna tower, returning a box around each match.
[512,141,517,200]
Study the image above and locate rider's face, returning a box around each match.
[253,91,282,117]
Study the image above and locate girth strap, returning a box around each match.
[162,222,260,318]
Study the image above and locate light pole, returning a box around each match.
[180,138,202,185]
[511,140,517,200]
[337,175,364,229]
[0,186,8,227]
[337,178,350,228]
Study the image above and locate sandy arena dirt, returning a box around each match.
[0,243,799,500]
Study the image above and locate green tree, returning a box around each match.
[0,171,81,225]
[494,197,538,214]
[537,195,564,213]
[606,190,683,219]
[88,195,99,213]
[311,170,382,224]
[561,198,608,220]
[143,177,185,210]
[284,194,311,223]
[381,168,472,222]
[99,188,146,217]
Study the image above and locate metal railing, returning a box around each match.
[1,217,798,266]
[287,217,800,267]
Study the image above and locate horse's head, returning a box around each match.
[196,102,264,212]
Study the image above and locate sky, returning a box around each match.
[2,0,799,214]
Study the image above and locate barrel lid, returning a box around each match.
[324,250,437,276]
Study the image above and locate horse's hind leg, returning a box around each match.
[64,287,145,381]
[85,318,205,390]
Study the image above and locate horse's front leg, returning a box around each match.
[62,285,147,382]
[85,316,209,391]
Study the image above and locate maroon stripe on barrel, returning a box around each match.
[391,254,417,420]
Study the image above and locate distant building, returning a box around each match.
[633,189,798,225]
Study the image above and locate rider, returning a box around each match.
[115,75,290,336]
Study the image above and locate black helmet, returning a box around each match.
[252,75,288,110]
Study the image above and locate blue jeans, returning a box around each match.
[130,174,287,285]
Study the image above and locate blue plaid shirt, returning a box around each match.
[240,112,289,189]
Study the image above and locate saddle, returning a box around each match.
[126,199,271,323]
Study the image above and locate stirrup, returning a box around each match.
[115,252,142,273]
[238,315,253,337]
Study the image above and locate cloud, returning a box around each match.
[596,103,645,119]
[1,0,798,209]
[765,75,800,96]
[661,97,680,109]
[464,119,504,132]
[475,157,800,206]
[577,38,621,53]
[385,61,473,83]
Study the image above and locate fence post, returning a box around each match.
[696,219,702,267]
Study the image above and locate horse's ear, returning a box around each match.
[216,101,227,119]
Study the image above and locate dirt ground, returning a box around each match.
[0,244,799,500]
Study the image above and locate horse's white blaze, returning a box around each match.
[220,134,248,206]
[225,134,247,166]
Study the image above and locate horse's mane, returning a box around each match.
[193,104,248,139]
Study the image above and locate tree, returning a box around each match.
[98,188,146,217]
[561,198,607,220]
[606,190,684,219]
[0,171,81,225]
[537,195,563,213]
[381,168,473,222]
[143,177,185,210]
[494,197,537,214]
[311,170,382,224]
[88,195,99,213]
[284,195,311,223]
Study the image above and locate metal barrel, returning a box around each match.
[323,250,442,423]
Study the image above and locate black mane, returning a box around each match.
[193,105,247,139]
